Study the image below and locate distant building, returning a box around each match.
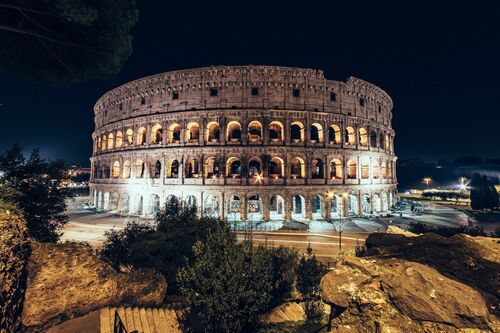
[89,66,397,220]
[67,166,90,177]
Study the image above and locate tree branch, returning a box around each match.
[0,4,57,16]
[0,24,84,48]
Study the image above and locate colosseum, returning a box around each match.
[89,65,397,222]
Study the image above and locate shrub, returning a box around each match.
[408,222,487,237]
[266,246,299,307]
[296,246,328,297]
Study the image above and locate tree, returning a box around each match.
[484,176,499,209]
[470,173,486,210]
[177,220,274,333]
[0,0,138,84]
[267,246,299,308]
[0,143,73,242]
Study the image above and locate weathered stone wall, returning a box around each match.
[0,210,30,333]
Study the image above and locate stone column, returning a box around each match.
[284,194,292,221]
[262,193,270,221]
[305,195,312,220]
[241,194,248,221]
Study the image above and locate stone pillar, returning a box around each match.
[357,191,363,217]
[262,193,270,221]
[241,194,248,221]
[324,198,332,220]
[284,194,292,221]
[305,195,312,220]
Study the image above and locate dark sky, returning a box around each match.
[1,2,500,166]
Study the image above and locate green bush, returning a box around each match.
[408,222,487,237]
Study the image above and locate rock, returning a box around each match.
[21,241,167,332]
[386,225,419,237]
[321,256,498,332]
[263,302,306,323]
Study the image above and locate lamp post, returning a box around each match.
[423,177,431,190]
[338,193,348,252]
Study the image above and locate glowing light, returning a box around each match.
[423,177,432,189]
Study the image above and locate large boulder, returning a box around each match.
[21,241,167,332]
[263,302,306,324]
[321,233,500,333]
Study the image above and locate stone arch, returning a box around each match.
[101,134,107,151]
[205,157,222,178]
[97,191,102,208]
[185,158,200,178]
[112,161,120,178]
[153,160,161,179]
[185,195,196,208]
[203,195,220,218]
[361,158,370,179]
[373,193,382,214]
[290,157,305,178]
[150,123,163,144]
[328,124,341,144]
[134,194,143,215]
[269,195,285,220]
[381,161,388,179]
[148,194,160,215]
[381,192,388,212]
[226,157,241,177]
[329,158,342,179]
[292,195,305,220]
[311,158,324,179]
[247,194,263,221]
[347,159,357,179]
[348,194,359,216]
[168,123,181,143]
[269,157,284,178]
[248,120,263,142]
[125,128,133,146]
[107,133,114,150]
[120,193,130,213]
[248,157,263,178]
[358,127,368,147]
[227,121,242,142]
[372,160,380,179]
[290,121,305,142]
[115,131,123,148]
[166,159,179,178]
[122,160,131,178]
[269,121,284,142]
[134,159,145,178]
[329,194,343,218]
[186,122,200,143]
[370,131,378,147]
[227,195,241,221]
[312,195,325,220]
[206,121,221,142]
[362,194,371,215]
[310,123,323,143]
[103,192,110,210]
[137,127,147,146]
[345,126,355,145]
[110,193,119,211]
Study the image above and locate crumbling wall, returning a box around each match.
[0,210,31,333]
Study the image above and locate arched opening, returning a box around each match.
[380,134,385,151]
[227,157,241,178]
[329,159,342,179]
[290,122,304,142]
[112,161,120,178]
[269,195,284,220]
[311,158,324,179]
[101,134,107,151]
[137,127,147,146]
[290,157,305,179]
[310,123,323,143]
[248,158,262,178]
[97,137,101,151]
[186,122,200,143]
[168,123,181,143]
[97,191,102,208]
[385,134,390,150]
[359,128,368,147]
[362,194,371,215]
[125,129,133,146]
[381,193,388,212]
[107,133,114,150]
[328,124,341,144]
[150,124,163,144]
[330,195,343,218]
[148,194,160,215]
[166,160,179,178]
[348,195,359,216]
[103,192,110,210]
[370,131,378,148]
[185,195,196,208]
[312,195,324,220]
[347,159,357,179]
[381,161,388,179]
[153,160,161,179]
[203,195,220,218]
[206,121,221,142]
[115,131,123,148]
[205,157,221,178]
[122,160,131,178]
[269,157,284,178]
[134,160,145,178]
[103,164,110,178]
[185,158,199,178]
[345,126,355,145]
[247,195,263,221]
[361,158,370,179]
[227,195,241,221]
[227,121,242,142]
[269,121,284,142]
[247,121,262,142]
[110,193,119,211]
[292,195,305,220]
[373,193,382,214]
[120,194,129,213]
[372,161,379,179]
[134,194,143,215]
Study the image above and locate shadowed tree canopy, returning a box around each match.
[0,0,138,84]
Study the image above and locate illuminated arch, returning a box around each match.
[345,126,355,145]
[227,195,241,220]
[107,133,114,150]
[204,157,221,178]
[310,123,324,143]
[148,194,160,215]
[186,122,200,143]
[372,160,379,179]
[203,195,220,218]
[122,160,131,178]
[134,159,145,178]
[269,195,285,220]
[136,127,146,146]
[248,157,263,178]
[381,161,388,179]
[370,131,378,148]
[153,160,161,179]
[290,121,304,142]
[227,121,242,142]
[247,195,263,221]
[206,121,221,142]
[101,134,107,151]
[226,157,241,177]
[125,128,133,146]
[269,121,284,142]
[328,124,341,144]
[168,123,181,143]
[360,158,370,179]
[166,159,180,178]
[347,159,357,179]
[329,159,342,179]
[248,120,263,142]
[111,161,120,178]
[115,131,123,148]
[359,128,368,147]
[185,158,200,178]
[150,123,163,144]
[311,158,324,179]
[312,195,325,220]
[292,195,305,220]
[290,157,305,178]
[269,157,284,178]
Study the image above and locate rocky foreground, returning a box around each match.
[320,230,500,333]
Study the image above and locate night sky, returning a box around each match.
[1,2,499,166]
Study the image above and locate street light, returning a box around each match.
[338,192,349,252]
[458,177,468,191]
[423,177,432,190]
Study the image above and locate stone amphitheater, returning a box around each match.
[89,65,397,222]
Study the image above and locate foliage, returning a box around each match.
[296,246,328,297]
[421,190,469,202]
[267,246,299,308]
[0,0,138,84]
[408,222,487,237]
[0,143,73,242]
[470,173,499,210]
[100,221,154,271]
[177,220,274,333]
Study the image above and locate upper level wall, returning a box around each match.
[94,66,393,129]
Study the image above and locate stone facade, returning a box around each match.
[89,65,397,221]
